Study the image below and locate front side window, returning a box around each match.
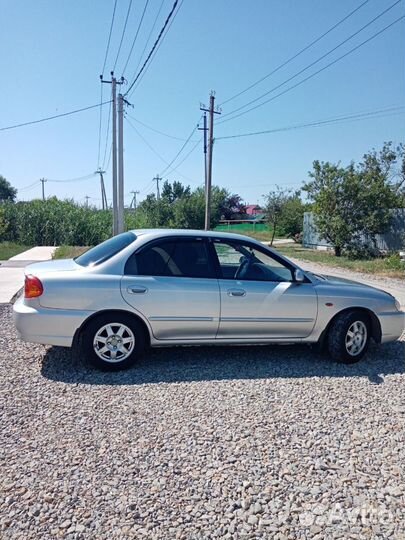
[213,241,293,282]
[126,239,215,279]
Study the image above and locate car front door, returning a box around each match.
[211,239,317,339]
[121,237,220,341]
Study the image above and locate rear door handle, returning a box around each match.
[227,288,246,297]
[127,286,148,294]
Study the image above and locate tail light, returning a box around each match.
[24,275,44,298]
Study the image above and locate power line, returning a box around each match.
[216,105,405,140]
[47,174,97,183]
[129,0,166,83]
[220,0,371,107]
[17,181,42,193]
[138,179,155,194]
[219,14,405,126]
[165,138,201,180]
[127,0,183,97]
[126,112,197,141]
[105,142,113,171]
[220,0,402,122]
[159,120,200,176]
[113,0,134,72]
[125,0,179,95]
[97,83,104,168]
[121,0,150,75]
[102,94,113,170]
[101,0,118,74]
[126,117,171,162]
[125,117,197,183]
[99,0,119,169]
[0,101,112,132]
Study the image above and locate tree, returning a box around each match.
[263,187,295,245]
[303,162,351,256]
[219,193,246,220]
[304,145,403,257]
[0,207,7,238]
[172,189,205,229]
[277,194,307,241]
[0,175,17,203]
[136,193,173,228]
[161,180,191,203]
[133,184,245,230]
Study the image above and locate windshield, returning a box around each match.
[75,232,136,267]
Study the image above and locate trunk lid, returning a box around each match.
[25,258,79,275]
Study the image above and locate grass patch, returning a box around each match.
[0,242,31,260]
[53,245,89,259]
[275,243,405,279]
[240,230,280,242]
[214,224,281,242]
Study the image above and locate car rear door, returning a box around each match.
[120,237,220,340]
[211,239,317,339]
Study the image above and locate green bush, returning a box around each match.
[1,198,113,246]
[384,253,404,270]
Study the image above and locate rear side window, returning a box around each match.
[125,239,215,278]
[75,232,136,267]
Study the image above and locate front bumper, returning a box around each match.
[13,296,93,347]
[378,310,405,343]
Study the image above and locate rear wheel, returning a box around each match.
[81,313,146,370]
[327,310,370,364]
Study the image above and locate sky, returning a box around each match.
[0,0,404,208]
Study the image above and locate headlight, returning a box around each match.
[395,298,402,311]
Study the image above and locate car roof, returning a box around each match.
[129,228,263,244]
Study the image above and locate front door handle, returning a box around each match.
[227,288,246,297]
[127,286,148,294]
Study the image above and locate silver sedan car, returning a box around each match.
[13,229,404,370]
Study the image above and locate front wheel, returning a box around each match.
[81,313,146,370]
[327,310,370,364]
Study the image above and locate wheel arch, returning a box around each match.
[318,306,382,350]
[73,309,151,349]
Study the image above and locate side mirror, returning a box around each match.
[294,269,305,283]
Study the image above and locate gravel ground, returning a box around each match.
[1,303,404,539]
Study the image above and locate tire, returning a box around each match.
[327,310,370,364]
[81,313,146,371]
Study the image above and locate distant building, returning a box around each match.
[245,204,262,216]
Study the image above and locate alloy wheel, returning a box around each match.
[345,321,367,357]
[93,323,135,363]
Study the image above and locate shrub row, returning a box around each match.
[0,199,117,246]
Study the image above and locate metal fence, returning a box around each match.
[303,209,405,251]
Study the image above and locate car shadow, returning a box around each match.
[41,339,405,386]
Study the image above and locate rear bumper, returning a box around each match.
[378,310,405,343]
[13,296,93,347]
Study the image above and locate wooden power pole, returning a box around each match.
[200,92,221,230]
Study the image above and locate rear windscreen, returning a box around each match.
[75,232,136,267]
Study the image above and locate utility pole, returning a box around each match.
[101,72,124,235]
[153,175,162,200]
[111,75,119,235]
[130,190,140,211]
[40,178,47,201]
[117,92,125,233]
[95,168,107,210]
[200,92,221,230]
[198,112,208,190]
